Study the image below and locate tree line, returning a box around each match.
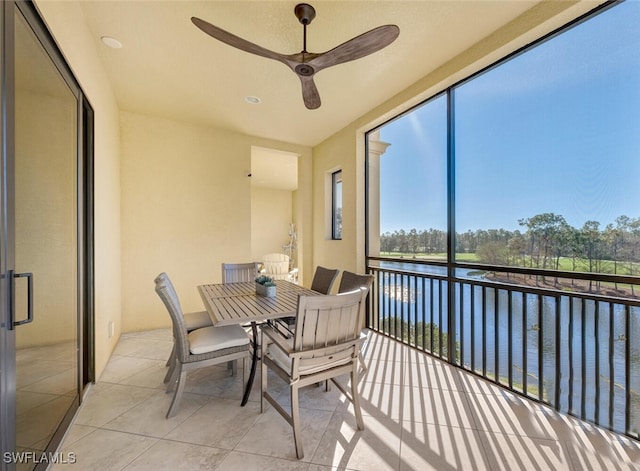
[380,213,640,276]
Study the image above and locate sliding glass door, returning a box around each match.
[13,4,80,461]
[1,2,93,469]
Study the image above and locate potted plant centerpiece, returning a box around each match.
[255,275,276,298]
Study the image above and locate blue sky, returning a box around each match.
[378,1,640,234]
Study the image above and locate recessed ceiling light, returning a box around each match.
[244,96,261,105]
[101,36,123,49]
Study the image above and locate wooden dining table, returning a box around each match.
[197,279,320,406]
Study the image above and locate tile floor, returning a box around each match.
[51,328,640,470]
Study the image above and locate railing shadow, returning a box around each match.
[330,331,639,470]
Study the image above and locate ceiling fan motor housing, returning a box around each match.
[294,3,316,25]
[295,64,314,76]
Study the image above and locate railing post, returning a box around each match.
[446,87,456,365]
[555,295,561,410]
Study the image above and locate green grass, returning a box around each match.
[455,253,480,262]
[517,256,640,276]
[379,252,639,277]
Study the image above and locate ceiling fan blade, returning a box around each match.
[309,24,399,72]
[192,17,286,63]
[299,75,321,110]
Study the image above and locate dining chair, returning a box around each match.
[261,253,297,282]
[310,265,339,294]
[160,274,213,382]
[279,265,340,330]
[158,274,213,333]
[338,271,375,372]
[155,272,250,418]
[260,289,365,459]
[221,262,260,283]
[222,261,262,361]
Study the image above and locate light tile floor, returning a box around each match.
[51,329,640,470]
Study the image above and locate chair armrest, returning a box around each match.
[261,323,294,355]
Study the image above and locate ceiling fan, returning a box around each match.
[192,3,399,110]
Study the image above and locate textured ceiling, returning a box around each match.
[73,0,553,147]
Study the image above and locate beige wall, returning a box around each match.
[251,187,293,262]
[312,128,361,284]
[120,111,312,332]
[311,1,598,281]
[36,0,122,378]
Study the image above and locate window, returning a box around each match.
[454,1,640,276]
[367,1,640,283]
[332,170,342,240]
[367,95,447,260]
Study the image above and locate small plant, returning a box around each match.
[255,275,276,287]
[255,275,277,298]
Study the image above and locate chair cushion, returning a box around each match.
[268,338,353,376]
[184,310,213,331]
[188,324,249,355]
[267,338,293,371]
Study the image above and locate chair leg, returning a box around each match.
[260,338,267,413]
[358,352,368,373]
[165,344,175,367]
[350,362,364,431]
[291,382,304,459]
[164,349,177,384]
[358,336,368,373]
[227,360,237,376]
[166,361,179,392]
[166,366,187,419]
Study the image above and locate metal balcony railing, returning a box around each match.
[366,258,640,441]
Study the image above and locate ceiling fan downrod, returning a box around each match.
[294,3,316,54]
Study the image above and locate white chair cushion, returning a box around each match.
[184,310,213,331]
[268,338,352,375]
[189,324,249,355]
[267,339,293,371]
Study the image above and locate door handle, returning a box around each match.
[12,271,34,327]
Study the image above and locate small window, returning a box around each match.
[332,170,342,240]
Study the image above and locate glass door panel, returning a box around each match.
[13,7,79,462]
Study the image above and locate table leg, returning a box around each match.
[241,321,259,406]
